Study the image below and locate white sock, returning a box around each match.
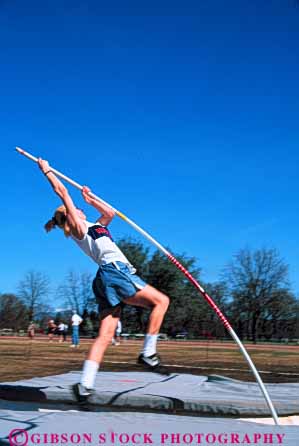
[142,334,158,357]
[80,360,99,389]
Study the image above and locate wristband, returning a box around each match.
[44,170,52,176]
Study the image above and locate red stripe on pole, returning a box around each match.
[167,253,232,331]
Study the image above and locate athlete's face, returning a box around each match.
[76,208,86,220]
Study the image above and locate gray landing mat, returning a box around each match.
[0,409,298,446]
[0,372,298,417]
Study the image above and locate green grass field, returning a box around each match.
[0,337,298,383]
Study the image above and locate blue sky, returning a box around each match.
[1,0,299,298]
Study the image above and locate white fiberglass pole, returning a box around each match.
[16,146,280,425]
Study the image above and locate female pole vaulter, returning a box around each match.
[37,158,170,402]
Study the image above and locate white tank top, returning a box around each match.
[71,221,133,268]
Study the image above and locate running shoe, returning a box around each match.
[72,383,93,403]
[137,353,170,375]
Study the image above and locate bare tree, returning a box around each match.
[0,294,28,330]
[223,248,291,342]
[17,271,50,321]
[57,270,96,314]
[81,272,97,312]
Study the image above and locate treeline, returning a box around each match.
[1,238,298,342]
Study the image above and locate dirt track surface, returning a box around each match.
[0,338,298,383]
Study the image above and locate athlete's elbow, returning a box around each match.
[103,209,116,225]
[98,208,115,226]
[106,209,115,220]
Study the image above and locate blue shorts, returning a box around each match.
[92,261,147,313]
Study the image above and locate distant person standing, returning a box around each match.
[112,320,122,346]
[58,321,68,343]
[71,311,83,348]
[27,321,35,340]
[47,319,57,342]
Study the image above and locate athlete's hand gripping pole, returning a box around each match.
[16,146,280,425]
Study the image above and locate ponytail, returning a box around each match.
[44,205,71,237]
[44,217,57,233]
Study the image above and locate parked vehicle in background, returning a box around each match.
[0,328,14,336]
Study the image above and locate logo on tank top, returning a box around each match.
[88,225,114,241]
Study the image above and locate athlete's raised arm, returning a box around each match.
[37,158,86,239]
[81,186,115,226]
